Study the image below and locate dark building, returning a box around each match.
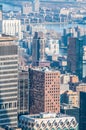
[60,103,79,123]
[0,5,2,33]
[18,71,29,116]
[29,67,60,114]
[32,32,46,66]
[67,37,83,79]
[79,91,86,130]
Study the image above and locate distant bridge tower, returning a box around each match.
[33,0,39,13]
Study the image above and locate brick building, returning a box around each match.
[29,67,60,114]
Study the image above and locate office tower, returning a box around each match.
[67,37,83,79]
[19,112,78,130]
[2,19,22,40]
[18,71,29,116]
[29,67,60,114]
[0,35,18,128]
[79,92,86,130]
[32,32,46,66]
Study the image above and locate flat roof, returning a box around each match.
[0,34,17,41]
[20,113,73,120]
[30,67,60,73]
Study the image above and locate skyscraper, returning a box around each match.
[29,67,60,114]
[32,32,46,66]
[0,5,2,33]
[0,35,18,129]
[67,37,83,79]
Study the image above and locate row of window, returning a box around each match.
[0,79,17,84]
[0,71,18,75]
[0,56,17,61]
[0,61,17,65]
[0,75,18,79]
[0,66,18,70]
[0,102,17,109]
[0,93,17,98]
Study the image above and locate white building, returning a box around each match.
[46,39,59,56]
[19,112,78,130]
[2,19,22,40]
[33,0,40,12]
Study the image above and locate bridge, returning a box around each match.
[0,0,24,8]
[0,0,78,7]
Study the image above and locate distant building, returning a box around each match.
[61,90,78,107]
[69,75,79,91]
[32,32,46,66]
[0,35,18,128]
[33,0,39,12]
[0,5,2,20]
[79,92,86,130]
[67,37,83,79]
[18,71,29,116]
[22,2,32,14]
[2,19,22,40]
[60,73,70,84]
[19,112,78,130]
[29,67,60,114]
[82,46,86,78]
[76,83,86,106]
[0,5,2,33]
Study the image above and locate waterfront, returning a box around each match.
[2,3,86,34]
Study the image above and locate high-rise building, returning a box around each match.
[79,91,86,130]
[0,5,2,33]
[18,71,29,116]
[67,37,83,79]
[0,35,18,128]
[29,67,60,114]
[32,32,46,66]
[2,19,22,40]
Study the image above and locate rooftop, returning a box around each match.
[60,103,79,109]
[30,67,60,73]
[0,34,17,42]
[20,112,73,120]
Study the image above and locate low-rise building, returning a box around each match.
[19,112,78,130]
